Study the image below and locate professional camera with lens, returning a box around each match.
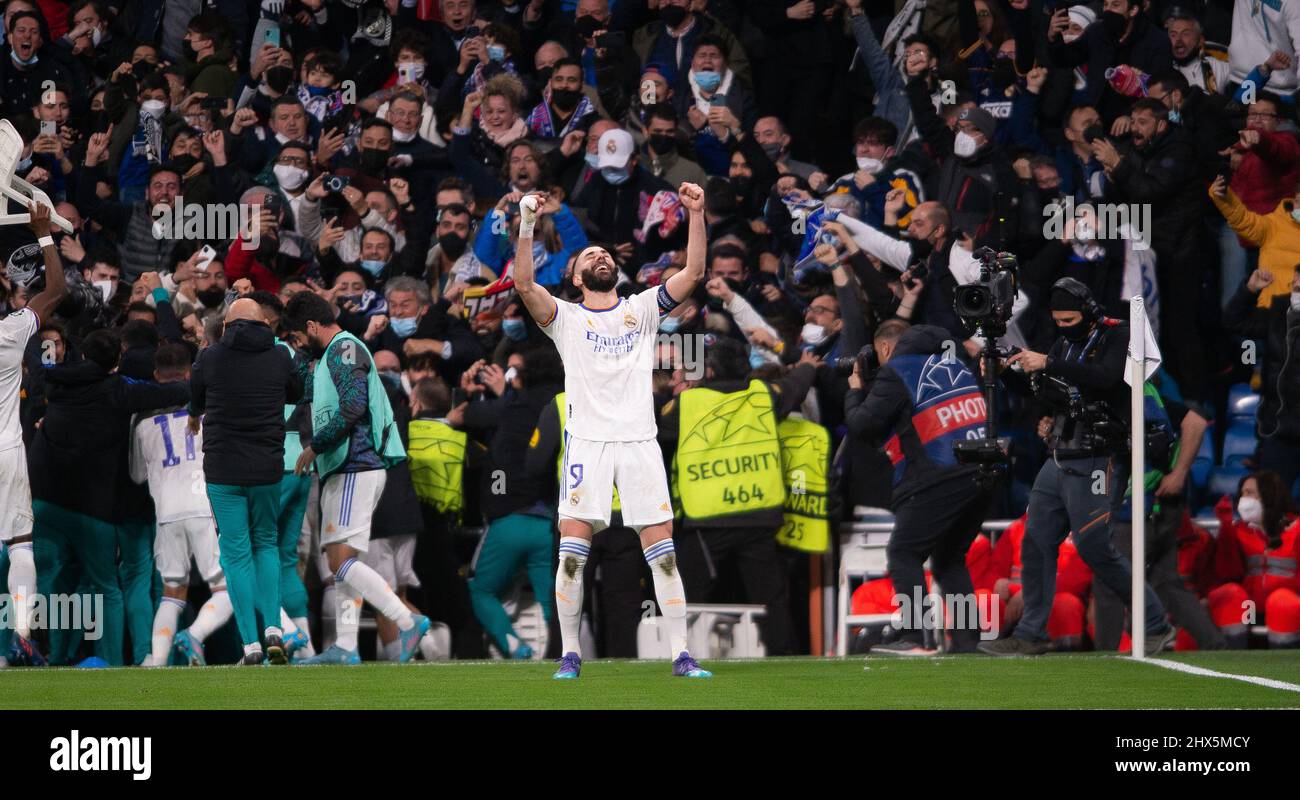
[950,247,1018,479]
[1033,373,1127,453]
[832,344,877,377]
[954,246,1018,338]
[1034,373,1172,462]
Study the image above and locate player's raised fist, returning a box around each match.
[519,193,540,224]
[678,182,704,213]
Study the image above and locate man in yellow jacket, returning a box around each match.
[1210,174,1300,309]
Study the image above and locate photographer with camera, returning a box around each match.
[844,320,993,655]
[979,278,1175,656]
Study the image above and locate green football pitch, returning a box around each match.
[3,652,1299,709]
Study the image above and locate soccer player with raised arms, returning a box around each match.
[513,184,711,679]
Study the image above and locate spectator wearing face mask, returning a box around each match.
[0,10,85,114]
[56,0,133,85]
[568,127,675,266]
[1021,207,1155,351]
[675,35,756,177]
[829,116,925,230]
[381,276,486,384]
[1047,0,1174,122]
[383,93,449,198]
[1210,472,1300,648]
[526,57,595,140]
[182,12,236,99]
[640,102,707,191]
[1224,268,1300,491]
[364,30,437,121]
[908,92,1021,250]
[631,0,750,90]
[425,201,486,296]
[751,116,822,186]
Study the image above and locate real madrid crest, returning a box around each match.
[624,312,637,329]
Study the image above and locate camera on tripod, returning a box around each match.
[954,247,1018,338]
[951,247,1018,477]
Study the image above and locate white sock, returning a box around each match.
[264,625,283,641]
[280,608,297,635]
[644,539,689,657]
[337,558,413,630]
[151,596,186,666]
[555,537,590,657]
[7,543,36,639]
[506,633,521,653]
[334,581,362,652]
[419,632,438,661]
[382,639,401,661]
[321,583,338,650]
[243,642,263,657]
[187,590,232,643]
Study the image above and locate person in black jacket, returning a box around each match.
[1046,0,1174,123]
[449,341,564,660]
[1225,268,1300,497]
[188,298,303,665]
[30,328,190,666]
[1093,97,1211,405]
[844,321,994,655]
[979,279,1174,656]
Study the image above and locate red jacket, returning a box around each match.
[224,237,281,294]
[1176,513,1215,597]
[987,515,1092,598]
[1229,130,1300,218]
[1212,496,1300,607]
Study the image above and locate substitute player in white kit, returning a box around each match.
[129,343,234,666]
[513,184,710,679]
[0,204,68,666]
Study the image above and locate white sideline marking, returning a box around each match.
[1126,656,1300,694]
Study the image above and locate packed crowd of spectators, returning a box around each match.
[1,0,1298,660]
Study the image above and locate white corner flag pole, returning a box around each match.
[1129,296,1147,659]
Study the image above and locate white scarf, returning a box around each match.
[689,68,735,117]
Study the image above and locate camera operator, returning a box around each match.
[844,320,994,655]
[979,278,1175,656]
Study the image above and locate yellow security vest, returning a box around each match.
[554,393,621,511]
[776,416,831,553]
[674,380,785,520]
[407,418,467,520]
